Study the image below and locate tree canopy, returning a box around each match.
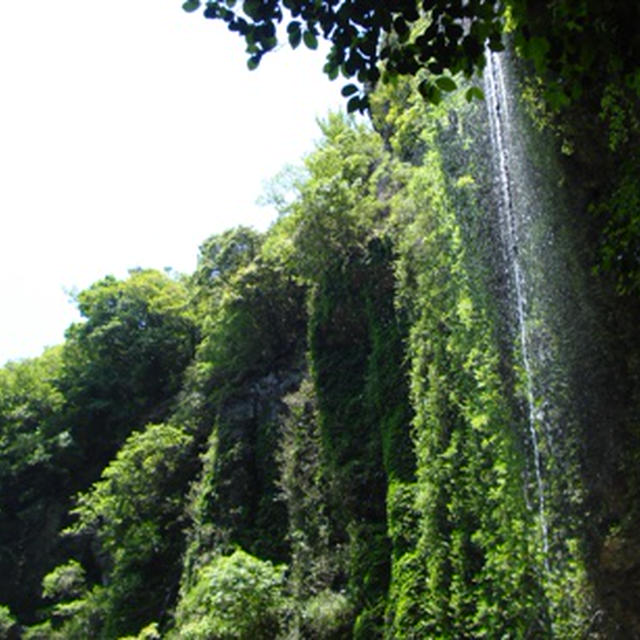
[60,269,197,469]
[183,1,640,114]
[183,0,505,110]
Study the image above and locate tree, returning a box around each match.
[507,1,640,110]
[287,112,386,277]
[0,349,72,621]
[0,348,67,480]
[194,246,306,388]
[64,423,196,638]
[0,271,198,626]
[172,549,287,640]
[192,227,262,302]
[0,605,17,639]
[184,1,640,117]
[183,0,505,111]
[60,269,198,472]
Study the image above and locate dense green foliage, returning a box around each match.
[2,5,640,637]
[184,1,640,119]
[61,423,196,638]
[172,549,287,639]
[0,269,197,628]
[60,269,197,471]
[183,0,504,111]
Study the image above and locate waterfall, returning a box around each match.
[484,50,550,565]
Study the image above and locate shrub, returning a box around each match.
[173,549,287,639]
[301,590,353,639]
[0,605,17,639]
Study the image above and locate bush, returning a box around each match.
[301,590,353,639]
[173,549,287,639]
[117,622,161,640]
[42,560,86,602]
[0,605,17,639]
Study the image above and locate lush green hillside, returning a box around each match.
[2,4,640,637]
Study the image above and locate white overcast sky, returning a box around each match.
[0,0,344,365]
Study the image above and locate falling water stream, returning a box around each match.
[484,50,550,566]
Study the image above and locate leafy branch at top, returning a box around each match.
[182,0,505,111]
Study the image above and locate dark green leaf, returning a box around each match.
[262,36,278,52]
[288,25,301,49]
[429,88,442,105]
[346,95,361,113]
[465,86,485,102]
[303,31,318,50]
[182,0,201,13]
[393,17,409,38]
[341,83,358,97]
[243,0,261,20]
[325,62,339,80]
[435,76,457,92]
[544,84,570,109]
[418,80,442,105]
[525,36,550,73]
